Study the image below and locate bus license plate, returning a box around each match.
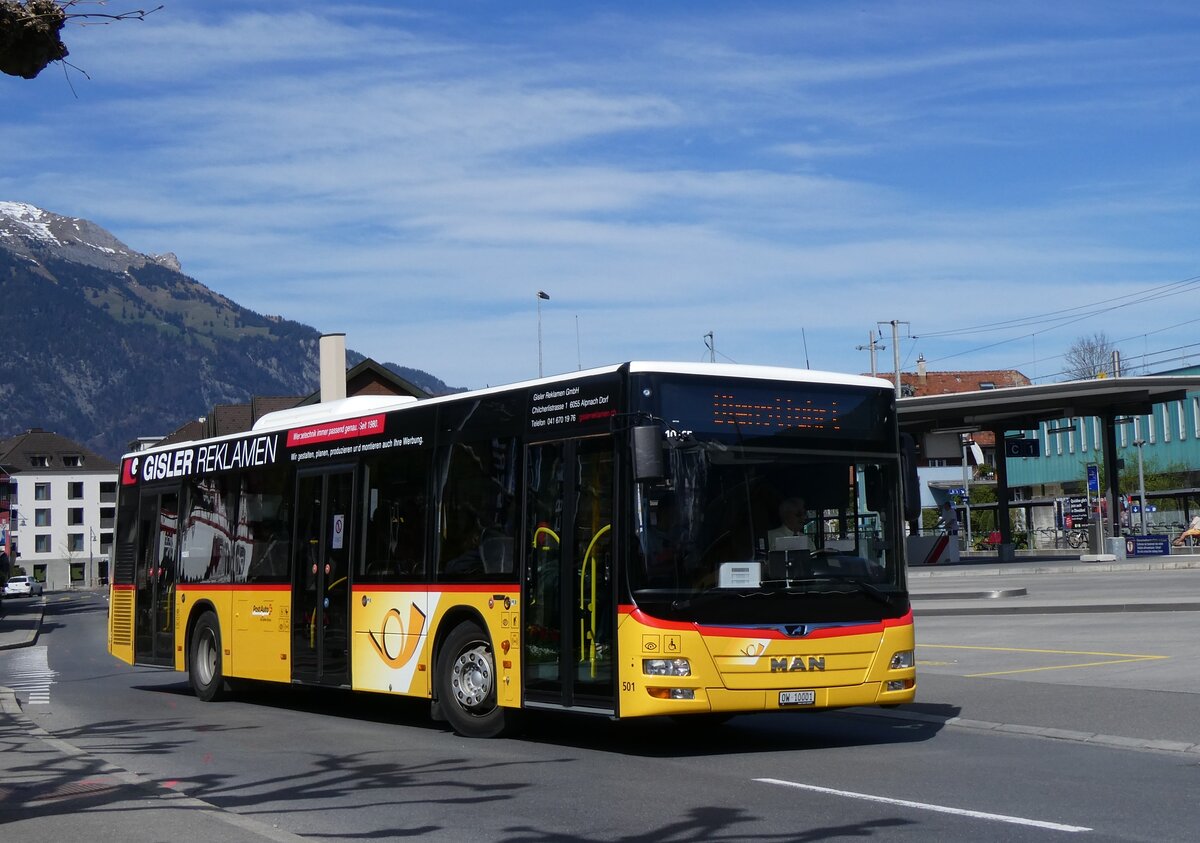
[779,690,815,706]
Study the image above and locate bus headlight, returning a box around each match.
[889,650,914,670]
[644,658,691,677]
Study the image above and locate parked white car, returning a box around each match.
[3,576,44,597]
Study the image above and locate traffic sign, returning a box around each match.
[1004,438,1040,458]
[1086,463,1099,492]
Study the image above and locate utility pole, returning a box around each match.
[856,331,886,377]
[877,320,909,397]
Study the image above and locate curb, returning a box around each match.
[908,557,1200,578]
[912,601,1200,617]
[842,705,1200,756]
[0,601,43,650]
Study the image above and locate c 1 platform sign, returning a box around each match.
[1126,535,1170,557]
[1004,438,1040,458]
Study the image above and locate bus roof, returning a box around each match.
[125,361,892,459]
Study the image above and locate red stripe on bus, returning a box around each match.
[618,605,912,639]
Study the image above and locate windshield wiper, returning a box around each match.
[785,576,895,606]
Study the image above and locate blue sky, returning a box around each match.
[4,2,1200,389]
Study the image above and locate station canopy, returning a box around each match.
[896,375,1200,554]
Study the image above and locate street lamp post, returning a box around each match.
[536,290,550,378]
[960,435,972,549]
[1133,439,1147,534]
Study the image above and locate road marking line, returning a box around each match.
[967,657,1166,678]
[919,643,1167,677]
[920,643,1167,659]
[755,778,1091,833]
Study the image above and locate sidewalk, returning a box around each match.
[908,552,1200,615]
[0,597,305,841]
[0,596,43,650]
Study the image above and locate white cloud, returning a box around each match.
[5,1,1200,389]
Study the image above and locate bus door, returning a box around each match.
[523,436,615,713]
[291,468,355,687]
[133,489,178,666]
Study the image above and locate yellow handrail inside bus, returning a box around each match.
[532,525,560,547]
[579,524,611,676]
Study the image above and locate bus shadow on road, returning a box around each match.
[126,679,955,757]
[519,706,955,758]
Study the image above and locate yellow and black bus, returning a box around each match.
[109,362,917,737]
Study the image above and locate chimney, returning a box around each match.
[916,353,927,382]
[319,333,347,403]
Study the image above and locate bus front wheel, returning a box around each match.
[436,621,519,738]
[189,611,229,702]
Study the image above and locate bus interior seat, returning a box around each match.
[481,536,514,574]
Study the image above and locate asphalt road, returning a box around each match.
[3,583,1199,842]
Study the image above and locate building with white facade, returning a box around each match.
[0,429,117,591]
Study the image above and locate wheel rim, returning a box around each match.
[196,629,217,686]
[450,643,493,711]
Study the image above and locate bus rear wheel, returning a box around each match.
[189,611,229,702]
[436,621,519,738]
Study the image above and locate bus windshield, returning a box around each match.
[628,375,906,624]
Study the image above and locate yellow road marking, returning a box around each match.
[918,643,1168,678]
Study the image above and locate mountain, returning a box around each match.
[0,201,461,459]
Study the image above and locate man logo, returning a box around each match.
[368,603,428,668]
[770,656,826,673]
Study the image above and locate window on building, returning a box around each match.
[68,533,85,552]
[1161,404,1171,443]
[63,455,83,467]
[1178,401,1187,441]
[31,455,50,467]
[35,483,50,501]
[978,381,996,390]
[1119,420,1127,447]
[35,508,51,527]
[1194,398,1200,439]
[68,507,84,526]
[35,535,51,553]
[100,481,116,503]
[1133,417,1142,444]
[1078,417,1088,452]
[1148,413,1156,444]
[68,481,84,500]
[1093,417,1101,451]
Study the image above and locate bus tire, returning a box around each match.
[189,611,229,702]
[436,620,519,738]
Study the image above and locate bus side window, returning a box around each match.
[437,437,519,581]
[237,463,292,584]
[361,447,431,581]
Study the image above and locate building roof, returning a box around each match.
[0,428,118,474]
[901,368,1031,397]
